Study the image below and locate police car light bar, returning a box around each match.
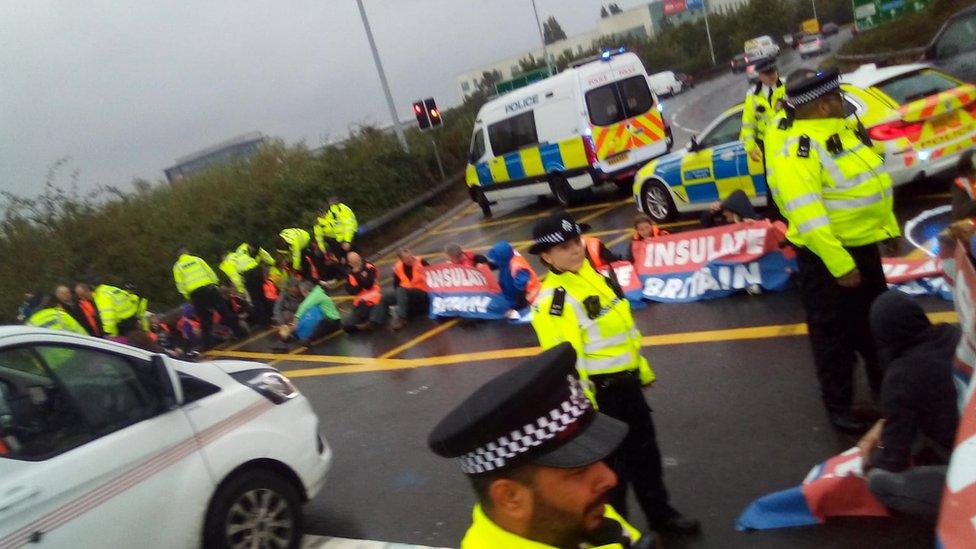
[571,47,627,68]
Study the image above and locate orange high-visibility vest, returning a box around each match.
[584,236,607,269]
[632,225,669,241]
[509,252,541,304]
[394,257,428,292]
[349,263,382,306]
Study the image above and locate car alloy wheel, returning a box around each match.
[641,180,675,222]
[225,488,296,549]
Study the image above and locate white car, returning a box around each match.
[647,70,683,97]
[798,34,831,59]
[0,327,331,548]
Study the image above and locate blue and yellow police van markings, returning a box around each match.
[644,142,767,205]
[469,137,590,187]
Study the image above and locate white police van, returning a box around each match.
[465,49,673,216]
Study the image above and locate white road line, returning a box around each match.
[668,100,700,134]
[303,535,449,548]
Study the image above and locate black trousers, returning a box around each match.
[796,244,886,413]
[243,268,271,326]
[593,372,673,524]
[190,285,244,346]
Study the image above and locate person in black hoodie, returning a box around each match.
[700,189,761,228]
[858,291,960,520]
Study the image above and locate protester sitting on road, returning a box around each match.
[73,282,102,337]
[858,291,960,521]
[279,281,342,344]
[372,248,430,331]
[173,246,247,348]
[273,279,304,339]
[626,214,669,262]
[486,241,540,320]
[701,189,761,227]
[25,293,87,335]
[444,244,489,268]
[582,228,620,270]
[342,252,383,332]
[429,343,652,548]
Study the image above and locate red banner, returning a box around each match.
[881,256,942,284]
[663,0,687,16]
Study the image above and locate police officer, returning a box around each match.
[527,213,699,535]
[314,195,358,258]
[740,57,786,166]
[769,68,899,434]
[429,343,654,548]
[225,242,276,326]
[25,294,88,335]
[173,246,246,347]
[93,282,142,337]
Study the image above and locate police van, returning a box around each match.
[466,50,672,216]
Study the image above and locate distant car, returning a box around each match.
[842,63,976,186]
[821,22,840,36]
[744,56,772,84]
[922,4,976,83]
[648,70,684,96]
[0,327,332,548]
[676,72,695,89]
[731,53,749,73]
[798,34,831,59]
[744,35,781,58]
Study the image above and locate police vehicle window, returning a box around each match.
[876,69,959,105]
[618,75,653,118]
[698,113,743,149]
[0,347,90,461]
[509,111,539,150]
[586,84,623,126]
[935,13,976,58]
[469,129,486,163]
[488,112,538,156]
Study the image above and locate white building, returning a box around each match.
[455,0,748,100]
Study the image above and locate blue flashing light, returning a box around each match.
[601,51,611,60]
[657,102,665,113]
[618,47,626,54]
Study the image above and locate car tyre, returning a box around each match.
[550,174,578,207]
[640,180,676,223]
[204,469,303,549]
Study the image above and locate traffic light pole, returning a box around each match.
[356,0,409,153]
[431,135,446,181]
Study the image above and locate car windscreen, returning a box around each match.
[586,75,654,126]
[875,69,960,105]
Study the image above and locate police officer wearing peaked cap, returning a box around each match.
[769,68,900,434]
[429,343,656,548]
[526,212,700,535]
[740,57,787,165]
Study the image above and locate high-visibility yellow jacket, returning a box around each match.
[461,504,641,548]
[219,256,246,294]
[531,260,654,405]
[93,284,139,336]
[740,81,787,155]
[764,109,793,203]
[314,203,358,249]
[173,253,219,299]
[769,117,900,277]
[26,307,87,335]
[220,243,274,293]
[278,228,311,270]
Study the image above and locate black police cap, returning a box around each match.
[754,57,777,74]
[527,212,592,255]
[786,68,841,106]
[428,343,627,476]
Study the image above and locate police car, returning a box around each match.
[632,104,767,222]
[0,327,331,548]
[466,49,672,216]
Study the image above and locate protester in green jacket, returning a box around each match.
[281,281,341,343]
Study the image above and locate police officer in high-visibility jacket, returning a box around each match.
[276,228,319,281]
[26,294,88,335]
[528,213,699,535]
[93,283,142,337]
[222,242,275,326]
[429,343,653,548]
[314,196,358,258]
[769,68,899,434]
[173,247,245,347]
[740,57,786,165]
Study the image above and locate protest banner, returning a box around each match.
[425,263,511,320]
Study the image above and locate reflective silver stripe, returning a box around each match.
[784,192,820,212]
[581,352,634,374]
[779,137,880,190]
[583,332,630,353]
[823,187,893,210]
[797,216,831,233]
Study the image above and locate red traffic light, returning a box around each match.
[413,104,423,113]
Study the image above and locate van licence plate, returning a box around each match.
[606,152,630,166]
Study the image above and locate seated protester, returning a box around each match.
[486,241,540,320]
[148,313,194,359]
[176,303,210,352]
[858,291,960,521]
[626,213,669,262]
[279,281,342,344]
[25,294,88,335]
[273,279,305,340]
[341,252,383,332]
[700,189,761,228]
[444,243,490,268]
[581,229,620,270]
[374,248,430,331]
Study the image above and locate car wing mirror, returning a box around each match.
[688,136,699,151]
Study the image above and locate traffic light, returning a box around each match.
[424,97,442,128]
[413,100,430,130]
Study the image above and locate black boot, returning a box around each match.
[829,411,872,435]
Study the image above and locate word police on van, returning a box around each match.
[465,49,673,216]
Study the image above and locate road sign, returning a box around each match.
[852,0,931,32]
[494,67,551,95]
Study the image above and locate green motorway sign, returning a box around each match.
[495,67,552,95]
[852,0,931,31]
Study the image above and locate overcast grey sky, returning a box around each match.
[0,0,645,197]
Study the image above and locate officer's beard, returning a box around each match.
[526,490,607,549]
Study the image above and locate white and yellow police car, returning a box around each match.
[466,49,672,216]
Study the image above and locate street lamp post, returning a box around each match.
[355,0,409,152]
[702,0,717,66]
[530,0,555,75]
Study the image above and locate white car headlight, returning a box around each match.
[231,370,300,404]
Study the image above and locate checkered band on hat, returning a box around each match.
[456,377,592,474]
[788,76,840,106]
[536,232,569,245]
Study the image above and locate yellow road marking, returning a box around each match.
[209,327,275,355]
[378,318,461,359]
[208,311,959,377]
